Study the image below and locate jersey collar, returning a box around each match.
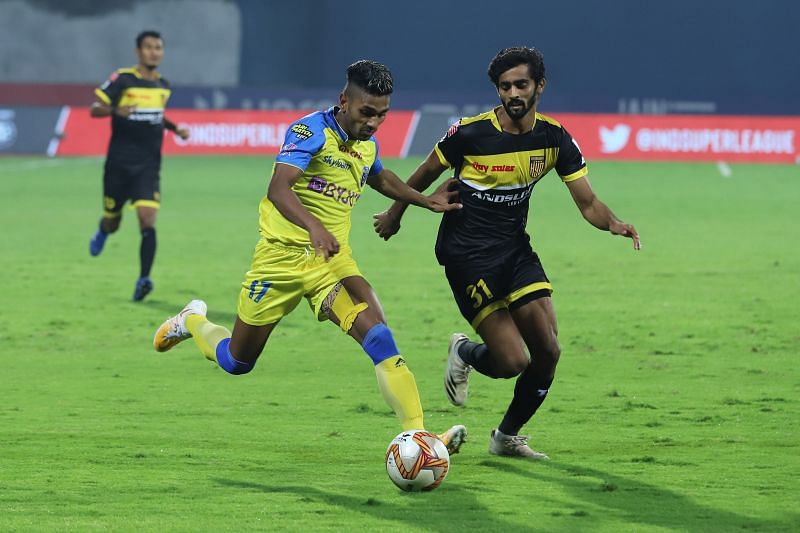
[325,106,351,142]
[131,65,162,80]
[491,105,537,134]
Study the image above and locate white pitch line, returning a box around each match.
[0,157,102,173]
[717,160,732,178]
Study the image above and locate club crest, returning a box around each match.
[529,155,545,179]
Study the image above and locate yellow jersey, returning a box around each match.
[259,106,383,247]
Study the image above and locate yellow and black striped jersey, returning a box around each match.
[433,107,588,263]
[95,67,172,163]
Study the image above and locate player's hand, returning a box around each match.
[426,178,462,213]
[309,223,340,261]
[610,221,641,250]
[176,127,190,140]
[373,208,402,240]
[114,105,136,118]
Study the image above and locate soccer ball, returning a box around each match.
[385,430,450,492]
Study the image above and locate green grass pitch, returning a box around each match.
[0,155,798,531]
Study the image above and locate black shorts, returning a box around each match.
[443,241,553,330]
[102,159,160,215]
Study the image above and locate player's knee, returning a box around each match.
[496,357,529,378]
[322,283,369,333]
[362,323,400,365]
[542,336,561,366]
[215,338,255,375]
[549,343,561,365]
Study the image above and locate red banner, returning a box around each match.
[55,108,799,163]
[549,113,800,163]
[56,108,418,157]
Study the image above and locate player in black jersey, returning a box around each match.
[375,47,640,459]
[88,30,189,301]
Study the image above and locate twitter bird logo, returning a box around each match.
[600,124,631,153]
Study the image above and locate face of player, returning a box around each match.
[136,36,164,70]
[496,63,545,120]
[338,88,390,141]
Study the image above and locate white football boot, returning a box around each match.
[437,424,468,455]
[488,429,549,460]
[444,333,472,406]
[153,300,208,352]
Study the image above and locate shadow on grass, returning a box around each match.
[479,460,796,531]
[213,478,533,532]
[138,298,238,326]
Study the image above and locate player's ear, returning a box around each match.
[339,91,347,113]
[537,78,546,95]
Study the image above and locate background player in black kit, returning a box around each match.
[374,47,640,459]
[88,30,189,301]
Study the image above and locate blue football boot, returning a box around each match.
[89,230,108,257]
[133,277,154,302]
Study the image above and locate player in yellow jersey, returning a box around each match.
[375,47,640,459]
[153,60,467,453]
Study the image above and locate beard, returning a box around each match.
[503,94,536,119]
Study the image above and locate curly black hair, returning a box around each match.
[488,47,545,86]
[346,60,394,96]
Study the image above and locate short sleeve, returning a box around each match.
[95,71,125,106]
[368,137,383,176]
[555,127,588,182]
[434,121,465,168]
[275,121,326,171]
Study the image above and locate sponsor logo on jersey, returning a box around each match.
[127,110,165,124]
[291,123,314,140]
[471,162,516,173]
[306,176,361,206]
[321,154,351,170]
[338,143,364,160]
[279,142,298,155]
[446,122,459,138]
[469,183,534,207]
[529,155,545,179]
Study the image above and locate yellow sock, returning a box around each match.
[185,314,231,362]
[375,355,424,430]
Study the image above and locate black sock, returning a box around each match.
[497,363,554,436]
[98,219,108,235]
[140,227,156,278]
[457,341,500,378]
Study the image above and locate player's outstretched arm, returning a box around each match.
[566,176,641,250]
[268,162,340,260]
[372,151,449,240]
[368,168,461,213]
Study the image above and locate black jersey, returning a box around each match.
[433,108,588,264]
[95,67,172,164]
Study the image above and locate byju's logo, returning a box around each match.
[599,124,631,153]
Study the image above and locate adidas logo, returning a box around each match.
[395,357,406,367]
